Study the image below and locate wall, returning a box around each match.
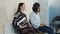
[0,0,34,34]
[0,0,49,34]
[38,0,49,26]
[49,0,60,22]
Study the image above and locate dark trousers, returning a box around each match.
[36,26,54,34]
[18,27,36,34]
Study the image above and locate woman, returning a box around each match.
[30,2,54,34]
[12,3,35,34]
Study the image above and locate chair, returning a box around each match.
[5,24,16,34]
[50,16,60,32]
[5,23,47,34]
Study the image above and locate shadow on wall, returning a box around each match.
[49,0,60,22]
[49,6,60,22]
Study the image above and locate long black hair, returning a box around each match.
[15,3,24,14]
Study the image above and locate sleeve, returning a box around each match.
[13,12,27,26]
[12,12,21,25]
[13,12,23,26]
[14,12,21,19]
[17,17,26,26]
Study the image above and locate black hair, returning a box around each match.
[32,2,40,13]
[15,3,24,14]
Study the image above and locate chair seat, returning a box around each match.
[5,24,16,34]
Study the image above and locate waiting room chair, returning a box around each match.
[50,16,60,33]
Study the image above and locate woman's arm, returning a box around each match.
[13,13,27,28]
[19,25,27,28]
[40,23,46,27]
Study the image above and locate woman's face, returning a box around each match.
[37,7,40,12]
[21,4,26,11]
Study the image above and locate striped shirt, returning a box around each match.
[12,11,29,28]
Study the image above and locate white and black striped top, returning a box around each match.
[12,11,29,28]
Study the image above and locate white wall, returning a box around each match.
[0,0,34,34]
[38,0,49,26]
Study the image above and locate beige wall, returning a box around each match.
[0,0,48,34]
[0,0,34,34]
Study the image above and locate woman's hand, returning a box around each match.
[19,25,26,28]
[40,23,46,27]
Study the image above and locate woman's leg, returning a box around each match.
[37,26,54,34]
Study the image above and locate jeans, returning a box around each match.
[36,26,54,34]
